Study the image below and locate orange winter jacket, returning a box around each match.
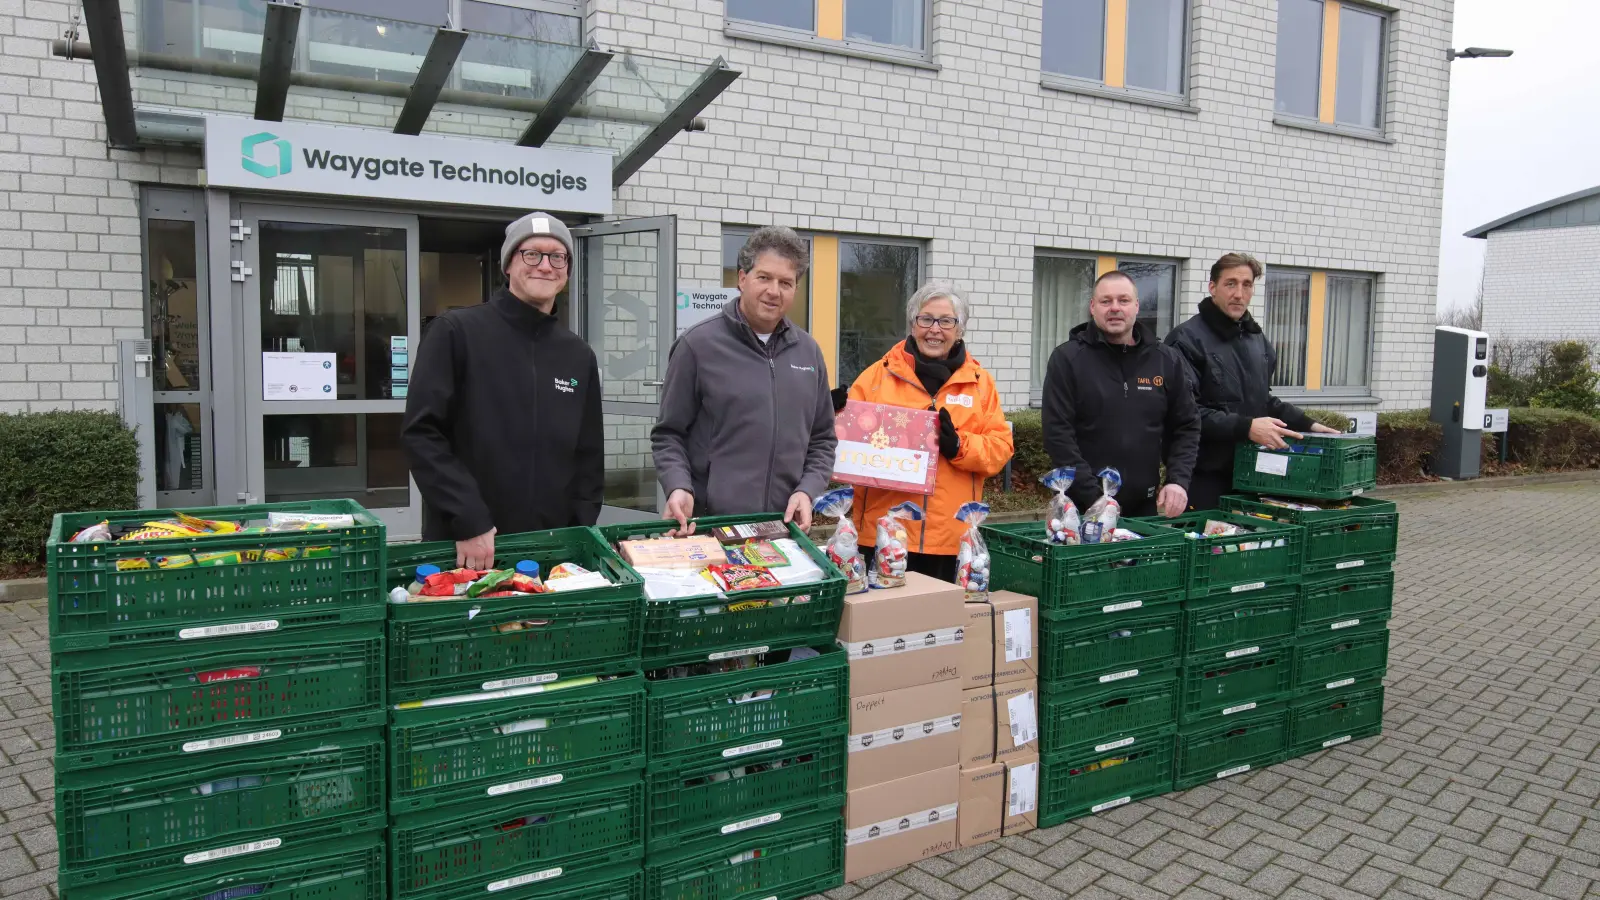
[846,341,1015,556]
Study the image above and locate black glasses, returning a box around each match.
[517,249,570,269]
[914,314,959,330]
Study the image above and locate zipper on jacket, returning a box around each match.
[764,355,777,510]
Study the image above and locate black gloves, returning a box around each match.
[938,407,960,460]
[831,386,849,413]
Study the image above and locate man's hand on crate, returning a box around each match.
[1157,484,1188,518]
[457,528,496,569]
[1308,422,1342,435]
[1248,417,1301,450]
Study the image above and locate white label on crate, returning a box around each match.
[839,627,964,661]
[721,812,782,835]
[1091,796,1132,814]
[1322,735,1353,748]
[1351,488,1364,496]
[1225,646,1261,659]
[723,739,783,759]
[1095,736,1137,753]
[845,804,960,846]
[1004,608,1033,662]
[487,868,563,892]
[487,773,563,797]
[1009,761,1039,817]
[1099,669,1139,684]
[1007,691,1039,746]
[497,718,549,736]
[182,730,282,753]
[848,714,961,753]
[1217,765,1251,779]
[1336,560,1365,570]
[1331,619,1362,631]
[482,673,559,691]
[1254,453,1290,476]
[179,620,279,640]
[183,838,281,865]
[1326,678,1356,690]
[709,646,769,661]
[1230,582,1268,594]
[1103,600,1143,614]
[1223,702,1258,716]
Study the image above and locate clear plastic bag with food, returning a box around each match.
[815,487,867,593]
[869,501,924,589]
[1040,467,1080,545]
[955,501,991,600]
[1081,467,1122,545]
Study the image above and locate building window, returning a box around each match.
[839,240,922,386]
[1274,0,1386,131]
[1262,271,1311,388]
[1260,268,1376,393]
[721,230,812,332]
[725,0,931,61]
[1042,0,1188,98]
[726,0,814,32]
[1030,252,1182,396]
[1323,274,1373,388]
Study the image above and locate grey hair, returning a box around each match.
[736,226,810,278]
[906,280,970,333]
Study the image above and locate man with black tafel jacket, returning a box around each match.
[402,212,603,567]
[1041,269,1201,519]
[1163,252,1342,511]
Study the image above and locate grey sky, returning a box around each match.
[1437,0,1600,312]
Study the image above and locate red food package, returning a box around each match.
[508,574,544,594]
[708,563,780,592]
[422,568,482,597]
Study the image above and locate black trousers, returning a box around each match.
[1186,469,1233,513]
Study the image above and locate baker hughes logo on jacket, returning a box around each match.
[554,377,578,394]
[241,132,292,178]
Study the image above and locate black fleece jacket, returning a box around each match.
[402,288,604,541]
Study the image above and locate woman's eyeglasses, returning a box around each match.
[914,314,959,330]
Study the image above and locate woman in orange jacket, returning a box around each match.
[844,281,1015,582]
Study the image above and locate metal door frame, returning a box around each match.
[142,187,215,507]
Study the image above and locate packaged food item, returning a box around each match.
[1040,467,1080,545]
[707,563,781,592]
[955,501,990,600]
[813,487,867,594]
[420,568,480,597]
[1202,520,1247,538]
[156,554,196,569]
[266,512,355,527]
[619,536,726,570]
[302,545,334,559]
[175,512,241,534]
[408,564,441,595]
[1080,468,1121,545]
[123,521,205,541]
[1108,528,1143,542]
[193,551,243,567]
[69,521,111,543]
[868,501,923,590]
[546,562,591,580]
[258,547,298,563]
[727,540,790,568]
[115,557,152,571]
[467,569,516,598]
[709,521,789,544]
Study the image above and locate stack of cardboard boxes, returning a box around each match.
[837,573,1041,881]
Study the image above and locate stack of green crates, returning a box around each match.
[48,500,389,900]
[384,526,648,900]
[983,519,1188,827]
[599,514,849,900]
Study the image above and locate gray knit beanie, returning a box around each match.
[501,212,574,271]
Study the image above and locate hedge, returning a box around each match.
[0,411,139,569]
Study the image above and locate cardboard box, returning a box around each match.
[618,536,726,570]
[960,591,1039,689]
[848,679,963,790]
[958,751,1040,848]
[838,571,966,696]
[959,679,1039,768]
[845,765,960,883]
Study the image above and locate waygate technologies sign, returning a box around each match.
[204,117,613,214]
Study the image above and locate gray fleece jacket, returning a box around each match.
[651,300,838,515]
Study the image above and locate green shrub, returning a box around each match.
[0,411,140,567]
[1372,407,1600,483]
[1488,365,1536,408]
[1528,341,1600,416]
[1304,409,1353,432]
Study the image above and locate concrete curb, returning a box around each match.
[1369,468,1600,497]
[0,577,45,604]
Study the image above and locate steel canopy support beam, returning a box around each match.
[254,1,302,122]
[80,0,139,149]
[613,57,739,186]
[394,26,467,135]
[517,44,613,147]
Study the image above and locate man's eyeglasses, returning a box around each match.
[517,249,571,269]
[914,314,959,330]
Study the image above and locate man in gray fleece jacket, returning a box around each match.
[652,226,837,534]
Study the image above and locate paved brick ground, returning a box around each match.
[5,481,1599,899]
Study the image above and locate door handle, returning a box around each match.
[644,381,664,387]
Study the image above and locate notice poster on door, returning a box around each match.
[832,400,939,494]
[263,352,337,400]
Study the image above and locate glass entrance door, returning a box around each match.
[239,204,422,537]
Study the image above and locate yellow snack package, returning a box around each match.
[115,557,152,571]
[194,551,244,567]
[156,554,195,569]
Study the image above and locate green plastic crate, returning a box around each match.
[599,516,846,668]
[47,500,385,653]
[645,811,843,900]
[389,673,646,813]
[1041,599,1183,687]
[1037,731,1176,828]
[1231,435,1378,500]
[53,624,385,773]
[1296,624,1390,693]
[1041,671,1179,760]
[427,867,644,900]
[1174,706,1290,790]
[59,834,386,900]
[389,772,644,900]
[1298,569,1394,635]
[646,646,847,763]
[57,729,385,890]
[1220,495,1398,573]
[1137,511,1303,598]
[386,527,643,703]
[1290,685,1385,756]
[1178,642,1294,725]
[983,520,1187,613]
[1180,584,1299,657]
[645,729,846,850]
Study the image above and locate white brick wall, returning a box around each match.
[1480,225,1600,345]
[0,0,1454,414]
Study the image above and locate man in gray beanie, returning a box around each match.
[403,212,603,566]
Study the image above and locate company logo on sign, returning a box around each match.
[241,132,292,178]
